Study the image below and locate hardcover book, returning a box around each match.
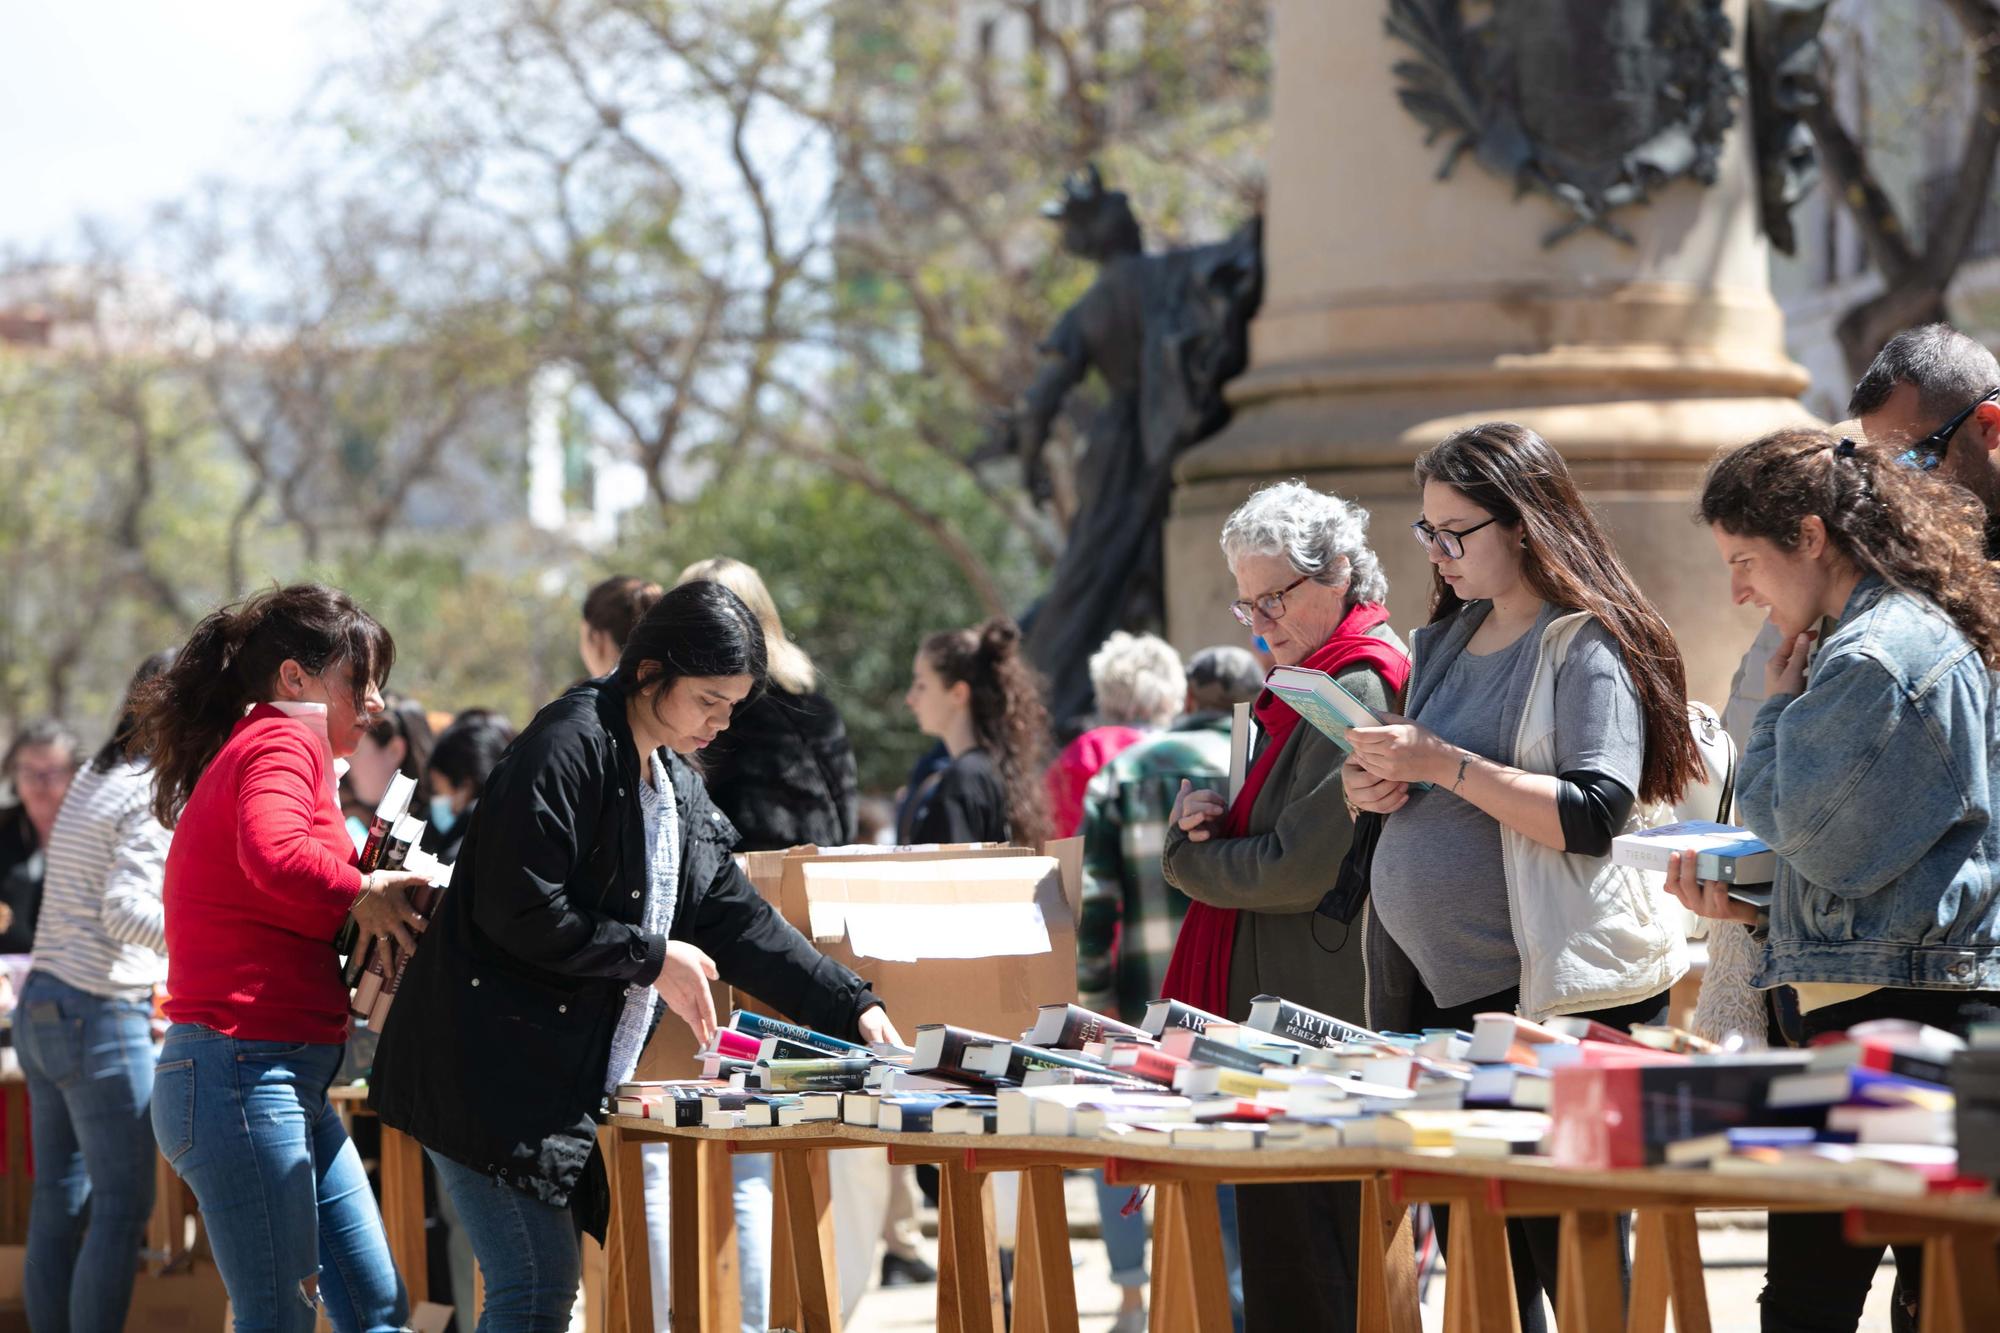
[1611,821,1776,884]
[1245,995,1383,1049]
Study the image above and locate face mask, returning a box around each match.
[429,795,460,837]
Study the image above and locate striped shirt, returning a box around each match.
[34,758,170,999]
[605,754,680,1093]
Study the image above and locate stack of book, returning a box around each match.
[1549,1017,1987,1195]
[1952,1024,2000,1182]
[604,997,1994,1193]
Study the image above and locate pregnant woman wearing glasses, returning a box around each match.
[1342,422,1703,1331]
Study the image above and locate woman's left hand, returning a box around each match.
[1662,849,1762,925]
[1345,713,1456,786]
[1763,629,1814,700]
[857,1006,903,1049]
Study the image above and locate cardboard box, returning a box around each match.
[767,841,1080,1041]
[634,840,1080,1074]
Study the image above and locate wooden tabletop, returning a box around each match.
[604,1116,2000,1225]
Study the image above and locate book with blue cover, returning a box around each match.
[1610,820,1777,884]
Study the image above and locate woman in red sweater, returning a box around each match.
[135,584,429,1333]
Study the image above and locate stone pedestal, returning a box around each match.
[1166,0,1817,706]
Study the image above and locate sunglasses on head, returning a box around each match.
[1896,387,2000,472]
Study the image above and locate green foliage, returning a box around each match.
[611,451,1042,793]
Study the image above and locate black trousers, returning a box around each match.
[1235,1178,1362,1332]
[1413,981,1671,1333]
[1761,986,2000,1333]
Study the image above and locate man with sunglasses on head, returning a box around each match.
[1721,322,2000,749]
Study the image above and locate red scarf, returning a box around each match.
[1158,602,1410,1018]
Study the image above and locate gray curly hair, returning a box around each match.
[1087,632,1185,728]
[1218,479,1388,605]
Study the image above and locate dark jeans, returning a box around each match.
[1761,987,2000,1333]
[1413,982,1671,1333]
[429,1150,584,1332]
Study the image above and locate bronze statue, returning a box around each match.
[982,166,1261,728]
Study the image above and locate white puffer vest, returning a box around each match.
[1497,612,1687,1020]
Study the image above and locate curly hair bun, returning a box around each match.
[977,617,1021,662]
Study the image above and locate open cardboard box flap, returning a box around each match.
[639,838,1080,1075]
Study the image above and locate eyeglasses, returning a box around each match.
[1411,515,1500,560]
[1897,387,2000,472]
[13,766,73,791]
[1229,573,1313,627]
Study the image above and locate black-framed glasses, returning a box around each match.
[1898,387,2000,472]
[1411,515,1499,560]
[1229,572,1312,627]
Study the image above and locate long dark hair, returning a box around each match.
[364,694,434,784]
[921,617,1051,845]
[1414,423,1700,806]
[618,580,769,724]
[427,712,516,800]
[134,584,396,827]
[93,649,177,773]
[1699,428,2000,668]
[584,575,665,650]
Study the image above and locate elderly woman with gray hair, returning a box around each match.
[1159,479,1409,1333]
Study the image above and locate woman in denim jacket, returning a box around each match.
[1680,427,2000,1332]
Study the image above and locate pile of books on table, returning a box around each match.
[610,999,1998,1198]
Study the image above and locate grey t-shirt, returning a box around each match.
[1370,603,1646,1008]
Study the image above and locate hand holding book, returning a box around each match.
[1661,847,1763,925]
[1341,753,1409,815]
[352,869,430,958]
[1344,711,1455,787]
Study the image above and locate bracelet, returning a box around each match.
[1450,751,1472,793]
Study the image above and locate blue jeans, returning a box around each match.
[641,1142,772,1333]
[429,1150,581,1331]
[14,972,158,1333]
[152,1024,406,1333]
[1094,1173,1244,1326]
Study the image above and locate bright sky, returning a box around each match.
[0,1,343,252]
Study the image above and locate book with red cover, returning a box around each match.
[1545,1016,1646,1048]
[1106,1046,1190,1087]
[1549,1056,1820,1169]
[1808,1024,1961,1086]
[1466,1013,1578,1065]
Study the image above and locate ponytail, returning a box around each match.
[135,584,395,827]
[1699,428,2000,669]
[921,617,1051,845]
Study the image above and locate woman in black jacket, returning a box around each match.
[676,557,857,849]
[370,582,899,1329]
[898,618,1051,846]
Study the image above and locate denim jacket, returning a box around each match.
[1743,575,1999,991]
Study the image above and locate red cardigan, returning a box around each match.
[162,704,364,1044]
[1046,724,1146,840]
